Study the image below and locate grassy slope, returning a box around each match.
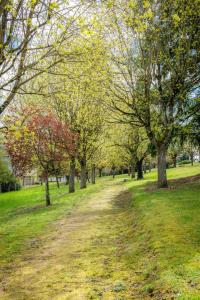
[0,164,199,299]
[124,163,200,299]
[0,178,110,268]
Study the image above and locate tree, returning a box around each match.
[45,34,109,191]
[106,0,200,187]
[0,147,20,192]
[183,103,200,165]
[168,140,182,168]
[4,107,76,205]
[110,124,149,179]
[0,0,94,116]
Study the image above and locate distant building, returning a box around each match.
[194,151,200,162]
[22,169,40,186]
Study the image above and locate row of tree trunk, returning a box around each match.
[44,148,168,206]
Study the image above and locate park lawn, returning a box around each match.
[123,163,200,299]
[0,163,199,299]
[0,177,110,270]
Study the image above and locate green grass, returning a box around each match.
[0,163,199,299]
[0,178,110,269]
[123,163,200,299]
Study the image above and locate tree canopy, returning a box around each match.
[1,0,199,190]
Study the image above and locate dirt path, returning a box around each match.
[0,181,138,300]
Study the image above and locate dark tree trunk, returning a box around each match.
[131,160,135,179]
[91,164,96,184]
[137,159,143,180]
[112,167,115,179]
[191,152,194,166]
[172,156,177,168]
[69,157,75,193]
[99,168,102,177]
[45,176,51,206]
[128,167,130,176]
[86,171,90,183]
[56,176,60,188]
[157,145,168,188]
[149,162,152,172]
[80,156,87,189]
[65,175,69,185]
[143,161,147,174]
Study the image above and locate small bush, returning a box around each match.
[0,160,21,193]
[0,181,21,193]
[178,160,191,165]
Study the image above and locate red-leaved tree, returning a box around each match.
[4,108,77,206]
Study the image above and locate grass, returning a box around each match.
[0,163,199,299]
[0,177,110,269]
[123,163,200,299]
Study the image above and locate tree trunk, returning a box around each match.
[130,160,135,179]
[65,175,69,185]
[128,167,130,176]
[86,171,90,183]
[80,156,87,189]
[69,157,75,193]
[157,145,168,188]
[173,156,177,168]
[45,176,51,206]
[112,167,115,179]
[143,161,147,174]
[91,164,96,184]
[99,168,102,177]
[56,176,60,188]
[149,162,152,172]
[191,152,194,166]
[137,159,143,180]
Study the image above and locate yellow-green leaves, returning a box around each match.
[172,13,181,25]
[49,2,59,10]
[107,0,115,9]
[128,0,136,9]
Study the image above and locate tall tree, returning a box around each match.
[46,34,109,190]
[0,0,93,115]
[110,124,149,179]
[4,107,76,205]
[106,0,200,187]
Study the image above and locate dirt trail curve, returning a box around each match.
[0,180,139,300]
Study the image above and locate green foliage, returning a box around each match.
[0,159,12,183]
[0,159,20,193]
[178,160,191,165]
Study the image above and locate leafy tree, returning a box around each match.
[168,140,182,168]
[110,124,149,179]
[45,34,109,190]
[0,153,20,192]
[106,0,200,187]
[4,107,76,205]
[0,0,95,115]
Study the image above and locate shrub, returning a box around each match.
[0,160,21,193]
[178,160,191,165]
